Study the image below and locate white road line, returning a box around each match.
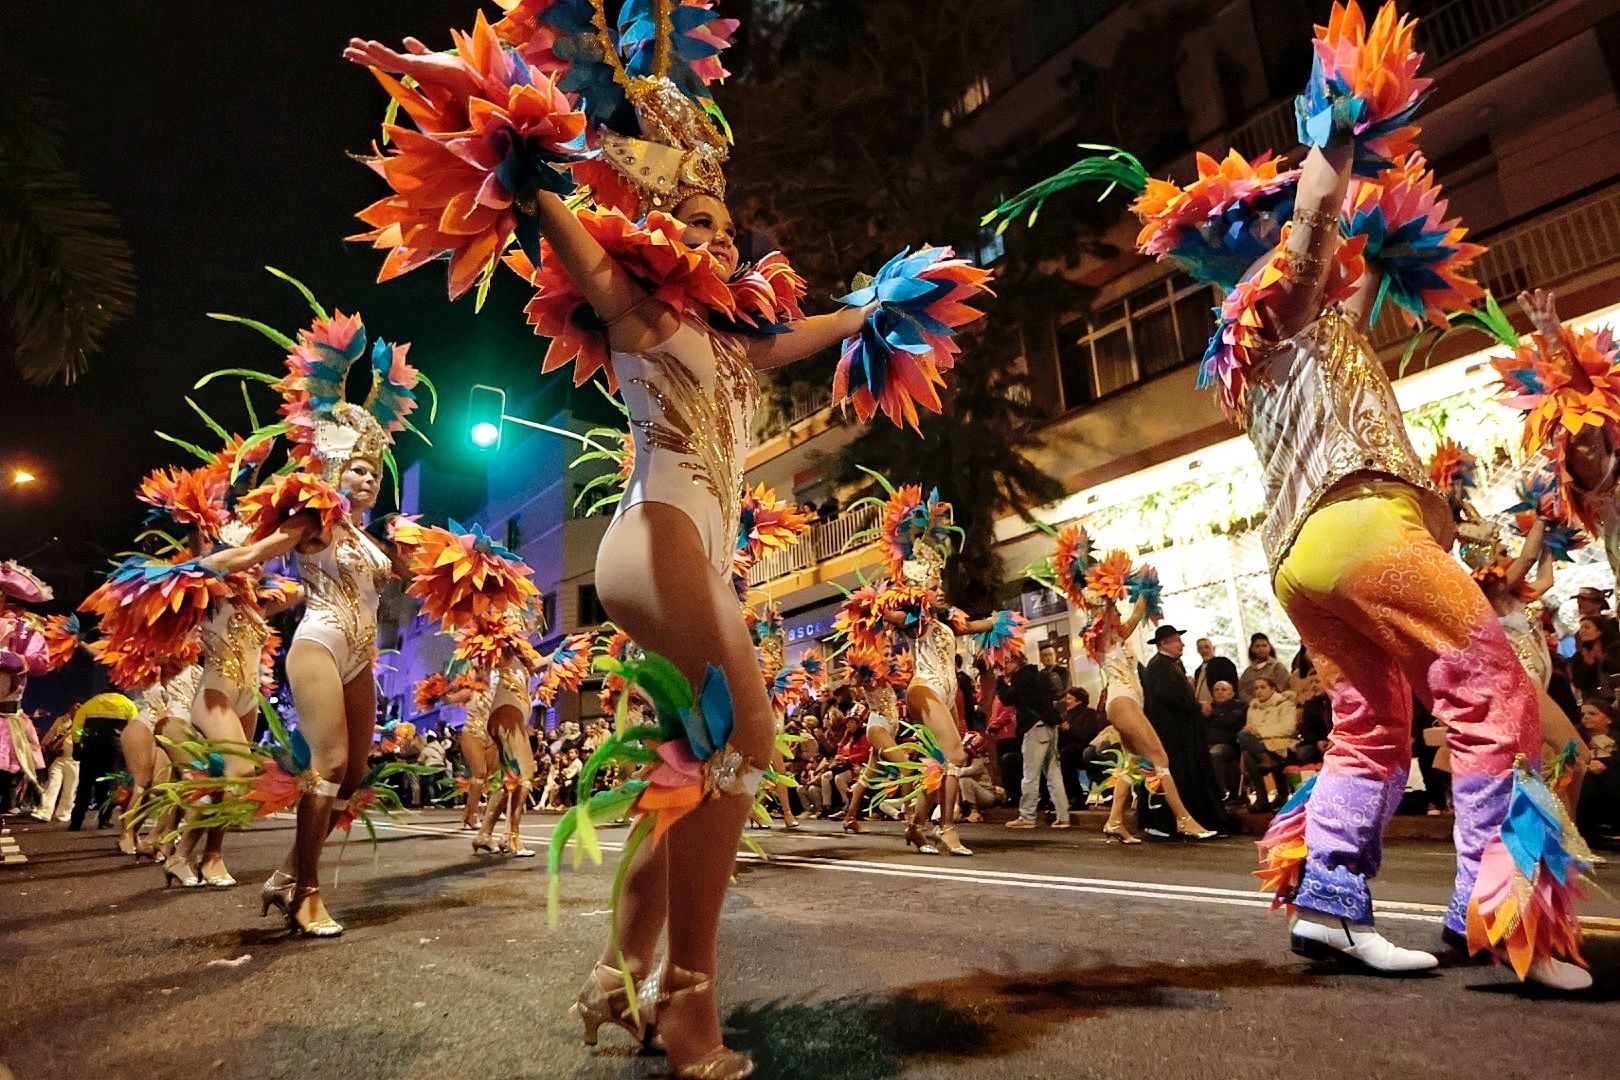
[373,817,1620,934]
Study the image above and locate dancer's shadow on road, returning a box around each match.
[723,958,1310,1080]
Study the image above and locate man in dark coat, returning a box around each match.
[1139,625,1233,836]
[1192,637,1239,712]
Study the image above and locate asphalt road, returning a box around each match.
[2,810,1617,1080]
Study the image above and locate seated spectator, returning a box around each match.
[955,732,1003,822]
[1239,633,1291,704]
[1237,677,1296,810]
[1057,688,1101,807]
[1203,681,1246,802]
[1192,638,1238,710]
[1294,684,1332,767]
[830,716,871,807]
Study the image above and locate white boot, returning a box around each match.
[1524,955,1593,991]
[1289,910,1439,973]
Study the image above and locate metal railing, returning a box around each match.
[1225,0,1553,163]
[1416,0,1555,66]
[1371,182,1620,349]
[746,502,881,588]
[754,384,834,443]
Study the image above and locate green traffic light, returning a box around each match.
[468,384,507,451]
[470,421,500,448]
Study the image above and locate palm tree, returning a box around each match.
[0,48,135,386]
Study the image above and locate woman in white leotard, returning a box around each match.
[1057,540,1214,844]
[1460,518,1590,811]
[882,546,1000,858]
[119,661,201,861]
[206,396,410,938]
[447,674,498,831]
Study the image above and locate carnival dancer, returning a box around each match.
[1493,289,1620,587]
[1429,443,1593,816]
[1036,531,1215,843]
[452,671,499,831]
[838,474,1023,857]
[988,1,1589,988]
[836,645,917,840]
[0,562,54,811]
[180,273,431,937]
[344,4,988,1066]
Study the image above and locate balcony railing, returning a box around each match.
[1416,0,1555,67]
[746,502,881,588]
[1226,0,1554,163]
[754,383,834,443]
[1371,182,1620,349]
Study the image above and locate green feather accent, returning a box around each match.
[981,144,1148,233]
[153,431,216,463]
[265,266,328,320]
[204,315,295,353]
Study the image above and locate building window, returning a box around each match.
[504,517,522,553]
[540,591,557,632]
[577,585,608,627]
[1057,276,1219,410]
[942,74,992,128]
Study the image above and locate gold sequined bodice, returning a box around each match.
[297,524,391,666]
[612,319,759,574]
[864,683,898,722]
[201,597,270,693]
[1247,309,1451,575]
[910,616,958,701]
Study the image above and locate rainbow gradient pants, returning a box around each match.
[1273,482,1538,930]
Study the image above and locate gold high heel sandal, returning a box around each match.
[1176,815,1217,841]
[1102,823,1142,844]
[904,822,937,854]
[570,962,659,1049]
[199,863,237,888]
[286,886,343,938]
[260,870,295,917]
[471,832,500,854]
[502,832,535,858]
[936,824,973,857]
[661,966,755,1080]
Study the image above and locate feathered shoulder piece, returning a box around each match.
[389,517,540,630]
[136,464,230,540]
[79,557,228,689]
[1295,0,1429,172]
[1493,321,1620,461]
[235,472,349,543]
[1343,154,1484,328]
[23,613,80,674]
[1199,223,1368,422]
[414,672,453,714]
[507,207,734,390]
[454,612,543,671]
[1050,525,1095,608]
[0,560,52,604]
[1131,150,1300,291]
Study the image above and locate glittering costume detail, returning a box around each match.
[462,673,496,741]
[491,658,532,718]
[1098,634,1143,708]
[909,615,957,706]
[198,594,273,715]
[611,320,758,575]
[1246,309,1451,576]
[1270,482,1540,926]
[1498,605,1551,690]
[864,683,899,737]
[292,524,392,683]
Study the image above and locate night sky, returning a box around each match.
[0,3,576,602]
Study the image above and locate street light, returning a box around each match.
[467,384,616,456]
[12,470,35,486]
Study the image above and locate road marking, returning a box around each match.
[1,821,26,865]
[372,817,1620,934]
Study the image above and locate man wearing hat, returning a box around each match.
[1576,587,1613,620]
[1140,625,1231,837]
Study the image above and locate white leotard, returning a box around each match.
[863,683,899,738]
[490,658,532,722]
[292,523,391,684]
[1100,633,1143,708]
[909,616,958,705]
[197,594,271,716]
[609,320,758,577]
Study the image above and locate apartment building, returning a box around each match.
[738,0,1620,697]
